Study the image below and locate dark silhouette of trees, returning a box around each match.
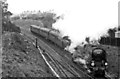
[2,0,21,33]
[107,28,116,38]
[37,11,62,28]
[19,10,63,28]
[99,27,120,46]
[85,37,90,44]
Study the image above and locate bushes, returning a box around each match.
[2,18,21,33]
[2,32,54,77]
[99,37,120,46]
[3,32,26,52]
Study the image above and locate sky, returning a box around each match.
[7,0,119,48]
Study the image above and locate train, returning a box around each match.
[71,46,108,78]
[86,47,108,78]
[30,25,71,49]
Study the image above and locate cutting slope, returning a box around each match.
[2,32,54,77]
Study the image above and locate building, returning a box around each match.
[115,31,120,38]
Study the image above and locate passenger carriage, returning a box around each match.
[30,25,71,49]
[39,27,51,38]
[30,25,40,34]
[48,30,63,48]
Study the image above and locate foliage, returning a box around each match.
[107,27,116,38]
[85,37,90,44]
[11,15,20,20]
[2,20,21,33]
[2,0,21,33]
[99,37,120,46]
[2,32,54,77]
[1,0,12,16]
[1,0,8,12]
[40,11,56,28]
[18,10,63,28]
[98,27,119,46]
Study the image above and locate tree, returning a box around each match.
[41,11,57,28]
[107,28,116,38]
[1,0,8,13]
[85,37,90,44]
[2,0,12,19]
[98,27,118,46]
[20,10,63,28]
[40,11,63,28]
[2,0,21,33]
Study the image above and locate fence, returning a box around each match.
[99,37,120,46]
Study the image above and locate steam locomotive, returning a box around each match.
[86,47,108,78]
[30,25,71,49]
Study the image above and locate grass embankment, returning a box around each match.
[2,32,54,77]
[2,19,21,33]
[101,45,119,77]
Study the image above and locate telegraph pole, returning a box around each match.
[118,2,120,78]
[0,1,2,78]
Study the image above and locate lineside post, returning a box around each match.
[35,38,37,48]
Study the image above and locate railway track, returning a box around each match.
[34,33,113,79]
[19,26,111,79]
[32,33,93,75]
[21,30,94,78]
[28,33,94,79]
[33,33,114,79]
[38,46,79,77]
[38,45,94,78]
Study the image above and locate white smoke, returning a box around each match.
[53,19,82,53]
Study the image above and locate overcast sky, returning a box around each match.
[7,0,119,48]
